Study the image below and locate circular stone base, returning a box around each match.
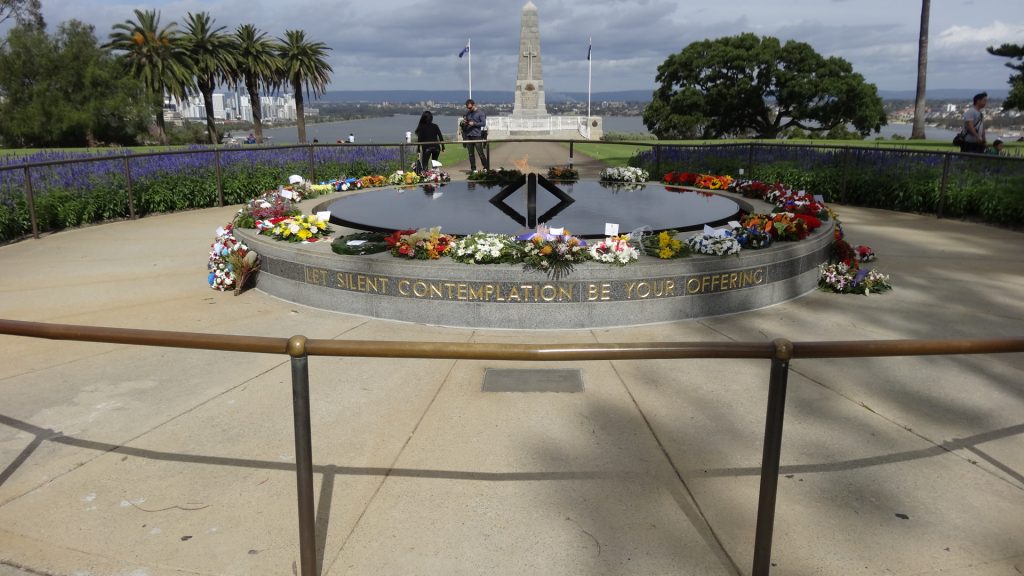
[236,211,832,329]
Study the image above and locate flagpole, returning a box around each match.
[587,36,592,139]
[468,38,472,100]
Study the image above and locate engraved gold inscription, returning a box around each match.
[624,279,676,299]
[305,268,328,286]
[586,283,611,301]
[302,267,769,302]
[686,268,765,295]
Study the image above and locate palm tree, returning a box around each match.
[105,9,192,145]
[234,24,281,144]
[911,0,930,140]
[182,12,237,144]
[277,30,333,144]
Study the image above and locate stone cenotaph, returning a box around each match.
[485,2,603,140]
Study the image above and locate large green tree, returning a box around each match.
[234,24,281,144]
[277,29,332,144]
[0,0,44,46]
[987,43,1024,111]
[0,21,150,147]
[181,12,237,144]
[105,9,192,145]
[644,33,886,139]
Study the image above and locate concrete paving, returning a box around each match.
[1,143,1023,575]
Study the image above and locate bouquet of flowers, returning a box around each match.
[358,175,387,188]
[449,232,519,264]
[642,229,688,259]
[468,168,524,184]
[234,190,301,229]
[386,227,454,259]
[308,183,336,196]
[257,214,332,243]
[208,224,260,294]
[729,179,771,199]
[588,236,640,266]
[819,263,892,295]
[517,228,589,279]
[855,245,876,263]
[547,165,579,181]
[694,174,734,190]
[729,225,774,249]
[386,170,421,186]
[744,212,811,242]
[600,166,649,183]
[686,232,741,257]
[419,169,451,184]
[326,177,362,191]
[662,171,698,186]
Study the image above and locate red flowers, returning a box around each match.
[385,229,416,247]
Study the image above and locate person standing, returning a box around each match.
[960,92,987,153]
[461,98,489,172]
[414,111,445,172]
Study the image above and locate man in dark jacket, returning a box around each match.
[462,99,489,172]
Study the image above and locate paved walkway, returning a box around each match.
[1,143,1023,575]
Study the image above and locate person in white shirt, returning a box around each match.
[961,92,987,153]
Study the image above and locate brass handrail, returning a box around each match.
[2,317,1023,576]
[4,319,1020,360]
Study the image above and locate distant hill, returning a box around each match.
[319,89,654,104]
[318,88,1010,105]
[877,88,1009,101]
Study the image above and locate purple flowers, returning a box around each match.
[0,145,401,242]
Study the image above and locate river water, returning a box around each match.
[257,115,960,144]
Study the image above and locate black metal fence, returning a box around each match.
[2,141,1023,243]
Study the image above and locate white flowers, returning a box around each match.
[686,233,742,256]
[588,237,639,265]
[599,166,650,183]
[450,233,518,264]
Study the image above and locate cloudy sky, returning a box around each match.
[25,0,1024,94]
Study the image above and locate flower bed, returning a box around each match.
[0,145,402,242]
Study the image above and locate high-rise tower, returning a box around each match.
[512,1,548,118]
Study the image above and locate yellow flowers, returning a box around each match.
[261,214,332,243]
[641,229,686,259]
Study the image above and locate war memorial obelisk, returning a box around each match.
[486,2,602,140]
[512,1,548,118]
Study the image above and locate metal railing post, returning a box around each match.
[123,153,136,220]
[288,336,317,576]
[752,338,793,576]
[569,141,574,171]
[22,166,39,239]
[213,148,225,207]
[937,154,952,219]
[400,144,407,170]
[308,145,316,184]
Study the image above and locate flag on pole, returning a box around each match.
[459,42,469,58]
[587,38,592,61]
